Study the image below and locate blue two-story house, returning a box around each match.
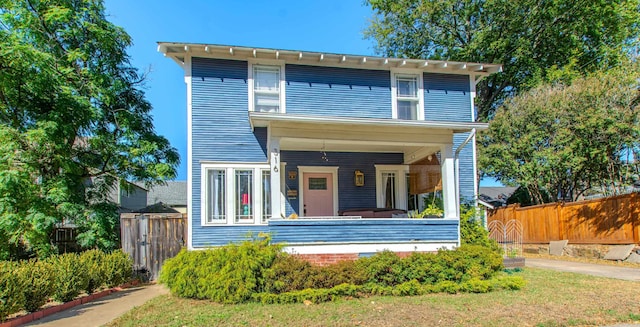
[159,43,500,263]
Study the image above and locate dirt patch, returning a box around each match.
[524,243,640,261]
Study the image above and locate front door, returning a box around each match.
[303,173,334,216]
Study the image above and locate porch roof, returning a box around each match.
[249,112,488,132]
[250,112,488,163]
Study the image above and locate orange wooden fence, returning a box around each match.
[487,193,640,244]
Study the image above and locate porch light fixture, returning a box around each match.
[354,170,365,187]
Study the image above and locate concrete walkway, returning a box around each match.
[22,284,169,327]
[526,258,640,281]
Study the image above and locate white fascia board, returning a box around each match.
[477,199,495,209]
[282,242,457,254]
[157,42,503,75]
[184,54,193,250]
[249,112,488,132]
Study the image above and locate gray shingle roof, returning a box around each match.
[146,181,187,207]
[478,186,518,207]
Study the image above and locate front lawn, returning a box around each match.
[108,268,640,327]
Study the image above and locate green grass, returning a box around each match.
[108,268,640,327]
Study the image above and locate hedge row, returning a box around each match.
[0,250,133,321]
[160,239,525,304]
[252,276,526,304]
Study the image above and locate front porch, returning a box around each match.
[190,113,487,253]
[251,112,484,222]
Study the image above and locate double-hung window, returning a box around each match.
[252,65,282,113]
[202,164,271,225]
[392,73,423,120]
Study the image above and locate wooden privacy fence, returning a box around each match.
[120,213,187,280]
[487,193,640,244]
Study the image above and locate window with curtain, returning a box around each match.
[382,172,396,208]
[207,169,226,223]
[253,65,281,112]
[235,170,254,223]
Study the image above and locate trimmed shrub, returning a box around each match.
[354,251,405,286]
[80,249,107,293]
[264,254,366,293]
[159,249,205,298]
[363,283,393,296]
[50,253,89,302]
[160,236,281,304]
[103,250,133,288]
[161,238,518,304]
[252,283,361,304]
[460,278,493,293]
[351,245,502,288]
[17,260,55,312]
[0,249,135,318]
[0,261,24,321]
[430,245,503,283]
[263,254,314,293]
[391,279,423,296]
[433,280,461,294]
[491,275,526,290]
[311,259,366,289]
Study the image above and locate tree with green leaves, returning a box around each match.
[0,0,179,259]
[365,0,640,120]
[478,66,640,204]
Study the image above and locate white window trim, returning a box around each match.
[298,166,339,217]
[391,69,424,120]
[201,163,270,226]
[280,162,287,217]
[248,60,286,113]
[375,164,410,210]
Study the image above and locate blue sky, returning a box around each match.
[104,0,502,187]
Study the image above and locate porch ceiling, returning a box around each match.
[279,137,438,155]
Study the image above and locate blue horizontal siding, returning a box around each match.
[191,226,269,248]
[424,73,472,122]
[285,64,392,118]
[191,57,269,246]
[454,133,476,202]
[191,58,267,162]
[281,151,404,216]
[269,219,458,243]
[420,72,476,201]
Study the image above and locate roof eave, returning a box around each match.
[157,42,503,76]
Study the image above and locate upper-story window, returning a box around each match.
[250,63,285,113]
[392,72,424,120]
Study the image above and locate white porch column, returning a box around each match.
[440,144,457,219]
[269,137,282,219]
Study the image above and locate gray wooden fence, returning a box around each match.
[120,213,187,280]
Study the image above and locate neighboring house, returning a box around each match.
[159,43,501,260]
[145,181,188,213]
[108,182,149,212]
[478,186,518,208]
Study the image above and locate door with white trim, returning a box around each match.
[303,173,334,216]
